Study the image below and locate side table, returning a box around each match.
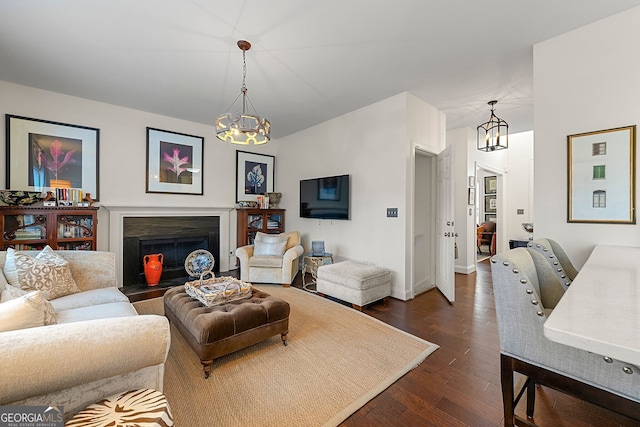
[302,252,333,292]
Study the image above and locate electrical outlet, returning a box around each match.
[387,208,398,217]
[517,209,524,215]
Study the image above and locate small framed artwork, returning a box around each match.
[318,176,341,201]
[6,114,100,199]
[468,187,475,205]
[567,125,636,223]
[146,127,203,195]
[484,175,497,194]
[236,150,275,202]
[485,194,496,213]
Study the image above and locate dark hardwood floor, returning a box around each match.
[292,260,637,427]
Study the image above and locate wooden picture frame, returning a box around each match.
[6,114,100,199]
[236,150,275,202]
[567,125,636,224]
[146,127,203,195]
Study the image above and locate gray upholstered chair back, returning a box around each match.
[491,248,640,402]
[528,238,578,286]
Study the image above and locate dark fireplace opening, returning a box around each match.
[122,216,220,289]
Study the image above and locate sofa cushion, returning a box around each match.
[249,255,284,268]
[56,302,138,323]
[50,287,130,312]
[4,246,79,299]
[253,232,288,256]
[0,290,58,331]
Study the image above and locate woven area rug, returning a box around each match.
[134,284,439,427]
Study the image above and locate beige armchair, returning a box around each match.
[236,231,304,286]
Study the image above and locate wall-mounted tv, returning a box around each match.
[300,174,350,220]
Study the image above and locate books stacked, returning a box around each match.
[14,228,42,239]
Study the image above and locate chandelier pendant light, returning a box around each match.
[477,100,508,152]
[215,40,271,145]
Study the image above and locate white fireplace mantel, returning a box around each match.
[103,205,234,287]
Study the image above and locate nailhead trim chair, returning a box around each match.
[527,237,578,288]
[491,248,640,426]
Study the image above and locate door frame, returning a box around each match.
[410,147,437,300]
[474,161,506,262]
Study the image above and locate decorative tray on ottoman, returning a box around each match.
[185,274,253,308]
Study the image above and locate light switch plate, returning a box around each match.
[387,208,398,217]
[517,209,524,215]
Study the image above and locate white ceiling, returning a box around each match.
[2,1,640,139]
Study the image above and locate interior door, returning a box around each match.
[436,145,455,302]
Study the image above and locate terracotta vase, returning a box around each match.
[143,253,163,286]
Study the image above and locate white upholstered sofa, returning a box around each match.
[0,249,171,419]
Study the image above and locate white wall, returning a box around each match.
[533,5,640,267]
[0,80,278,258]
[276,92,445,300]
[1,82,447,297]
[505,131,534,241]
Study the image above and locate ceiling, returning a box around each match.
[2,1,640,140]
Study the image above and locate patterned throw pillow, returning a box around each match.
[4,246,79,300]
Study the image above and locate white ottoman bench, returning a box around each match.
[317,261,391,311]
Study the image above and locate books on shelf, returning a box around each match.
[14,228,43,239]
[57,217,93,238]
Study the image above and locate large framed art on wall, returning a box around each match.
[236,150,274,202]
[146,127,204,195]
[6,114,100,199]
[567,125,636,224]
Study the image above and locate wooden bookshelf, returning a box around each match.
[0,206,98,250]
[236,208,285,247]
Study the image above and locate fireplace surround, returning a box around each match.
[122,216,220,288]
[105,206,233,288]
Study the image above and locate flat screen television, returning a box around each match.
[300,174,350,220]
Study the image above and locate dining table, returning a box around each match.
[543,244,640,367]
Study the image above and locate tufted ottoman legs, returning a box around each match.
[163,286,290,378]
[317,261,391,311]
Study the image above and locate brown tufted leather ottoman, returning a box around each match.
[163,285,289,378]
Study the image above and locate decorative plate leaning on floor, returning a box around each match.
[135,284,439,427]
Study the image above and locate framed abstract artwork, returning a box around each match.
[146,127,204,195]
[236,150,275,202]
[567,125,636,224]
[6,114,100,199]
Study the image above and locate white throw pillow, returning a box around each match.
[0,290,55,332]
[253,233,288,257]
[0,284,29,302]
[4,246,79,299]
[0,287,57,325]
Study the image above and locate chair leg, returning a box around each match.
[501,354,515,427]
[526,379,536,419]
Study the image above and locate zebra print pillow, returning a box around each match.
[65,389,174,427]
